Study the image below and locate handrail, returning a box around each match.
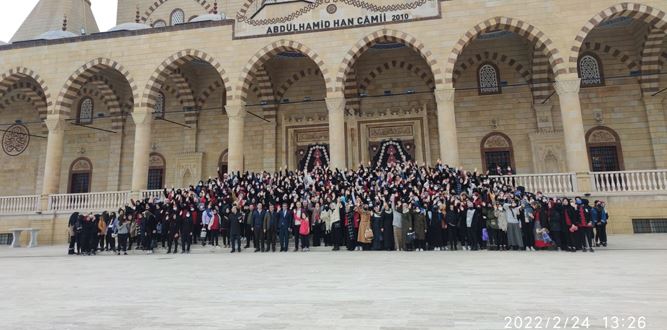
[489,173,577,195]
[48,191,131,212]
[140,189,164,201]
[592,170,667,193]
[0,195,39,215]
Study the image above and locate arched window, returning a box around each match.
[578,53,604,87]
[586,126,623,171]
[147,153,166,190]
[153,20,167,28]
[78,97,94,124]
[480,132,515,175]
[154,92,165,118]
[69,158,92,193]
[218,150,228,178]
[170,9,185,25]
[478,63,501,95]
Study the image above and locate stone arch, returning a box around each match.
[452,51,531,84]
[580,42,639,72]
[585,125,625,171]
[336,28,444,93]
[640,28,665,94]
[252,66,277,113]
[0,81,48,119]
[0,66,52,117]
[142,49,231,110]
[237,39,332,103]
[569,3,667,75]
[140,0,212,23]
[168,69,196,108]
[358,60,436,91]
[197,80,226,107]
[275,67,323,99]
[68,157,93,193]
[445,17,567,86]
[480,132,516,174]
[54,58,138,125]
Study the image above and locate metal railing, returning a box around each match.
[490,173,577,195]
[0,195,39,215]
[48,191,131,212]
[592,170,667,193]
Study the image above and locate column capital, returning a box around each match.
[226,103,246,118]
[554,74,581,96]
[434,88,455,103]
[44,114,66,133]
[325,96,346,113]
[131,108,153,126]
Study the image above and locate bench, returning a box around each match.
[9,228,40,248]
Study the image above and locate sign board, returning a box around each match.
[235,0,440,38]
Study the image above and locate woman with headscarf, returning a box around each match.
[67,212,79,255]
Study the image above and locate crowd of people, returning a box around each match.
[66,161,610,256]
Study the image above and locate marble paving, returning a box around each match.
[1,234,666,330]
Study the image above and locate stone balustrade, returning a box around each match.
[141,190,164,201]
[490,173,578,195]
[0,170,666,216]
[47,191,131,213]
[0,195,39,215]
[592,170,667,193]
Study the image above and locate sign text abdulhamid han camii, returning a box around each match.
[234,0,440,38]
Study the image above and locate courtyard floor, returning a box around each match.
[1,234,666,330]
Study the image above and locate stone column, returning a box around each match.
[643,96,667,168]
[227,104,246,173]
[554,74,591,191]
[326,96,346,170]
[434,88,459,166]
[130,108,153,192]
[41,115,66,196]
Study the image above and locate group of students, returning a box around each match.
[67,161,610,256]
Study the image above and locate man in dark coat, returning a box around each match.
[264,204,278,252]
[252,203,266,252]
[229,205,243,253]
[277,203,292,252]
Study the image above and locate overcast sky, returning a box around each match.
[0,0,117,42]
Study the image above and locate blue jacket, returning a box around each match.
[591,206,608,224]
[252,210,266,228]
[278,210,292,230]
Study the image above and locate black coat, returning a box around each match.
[181,213,193,234]
[548,206,564,232]
[229,212,243,235]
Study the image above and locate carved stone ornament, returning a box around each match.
[483,134,510,148]
[149,154,165,167]
[588,129,616,144]
[72,159,92,171]
[2,124,30,156]
[368,125,414,139]
[592,109,604,125]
